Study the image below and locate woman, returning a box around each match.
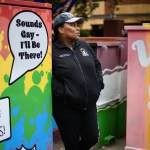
[52,12,104,150]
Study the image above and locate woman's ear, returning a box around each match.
[58,27,64,34]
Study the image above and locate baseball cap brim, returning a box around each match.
[65,17,84,24]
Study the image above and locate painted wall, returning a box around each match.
[125,26,150,150]
[96,41,127,107]
[0,0,52,150]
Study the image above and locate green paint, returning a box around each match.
[96,98,127,149]
[1,71,52,142]
[4,74,9,82]
[0,143,4,149]
[104,135,115,145]
[40,71,44,77]
[116,99,127,138]
[43,72,52,132]
[32,71,41,85]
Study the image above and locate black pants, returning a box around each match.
[53,103,99,150]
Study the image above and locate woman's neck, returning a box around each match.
[59,37,73,50]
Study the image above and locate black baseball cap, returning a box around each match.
[53,12,84,29]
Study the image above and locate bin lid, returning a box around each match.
[0,0,52,9]
[125,26,150,31]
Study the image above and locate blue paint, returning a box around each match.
[43,104,46,109]
[52,116,58,129]
[3,113,53,149]
[4,117,25,149]
[13,97,16,101]
[46,98,50,103]
[12,107,19,116]
[22,112,53,149]
[29,118,34,124]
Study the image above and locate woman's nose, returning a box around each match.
[76,25,80,31]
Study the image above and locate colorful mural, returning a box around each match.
[125,26,150,150]
[0,0,52,150]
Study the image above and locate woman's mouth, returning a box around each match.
[76,33,80,36]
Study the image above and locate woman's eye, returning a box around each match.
[71,23,76,27]
[68,23,80,27]
[77,24,81,27]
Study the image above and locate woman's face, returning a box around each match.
[59,22,81,40]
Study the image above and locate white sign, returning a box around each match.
[0,97,11,142]
[8,11,48,84]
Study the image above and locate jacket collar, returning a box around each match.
[54,39,80,49]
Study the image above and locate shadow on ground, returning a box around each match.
[54,137,126,150]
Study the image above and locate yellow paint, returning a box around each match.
[0,30,52,95]
[145,32,150,149]
[24,45,52,94]
[0,30,12,94]
[0,30,4,51]
[0,55,12,94]
[143,23,150,30]
[4,45,7,49]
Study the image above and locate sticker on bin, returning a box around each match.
[0,97,11,142]
[8,11,48,84]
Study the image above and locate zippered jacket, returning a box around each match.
[52,39,104,110]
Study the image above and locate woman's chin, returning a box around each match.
[75,35,80,40]
[70,35,80,41]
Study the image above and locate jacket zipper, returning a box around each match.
[73,52,88,110]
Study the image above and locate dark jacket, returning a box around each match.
[52,39,104,110]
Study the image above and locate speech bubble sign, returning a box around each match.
[8,11,48,84]
[0,97,11,142]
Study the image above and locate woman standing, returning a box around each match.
[52,12,104,150]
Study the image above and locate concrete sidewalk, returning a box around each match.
[99,137,126,150]
[54,137,126,150]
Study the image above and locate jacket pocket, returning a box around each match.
[63,82,86,107]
